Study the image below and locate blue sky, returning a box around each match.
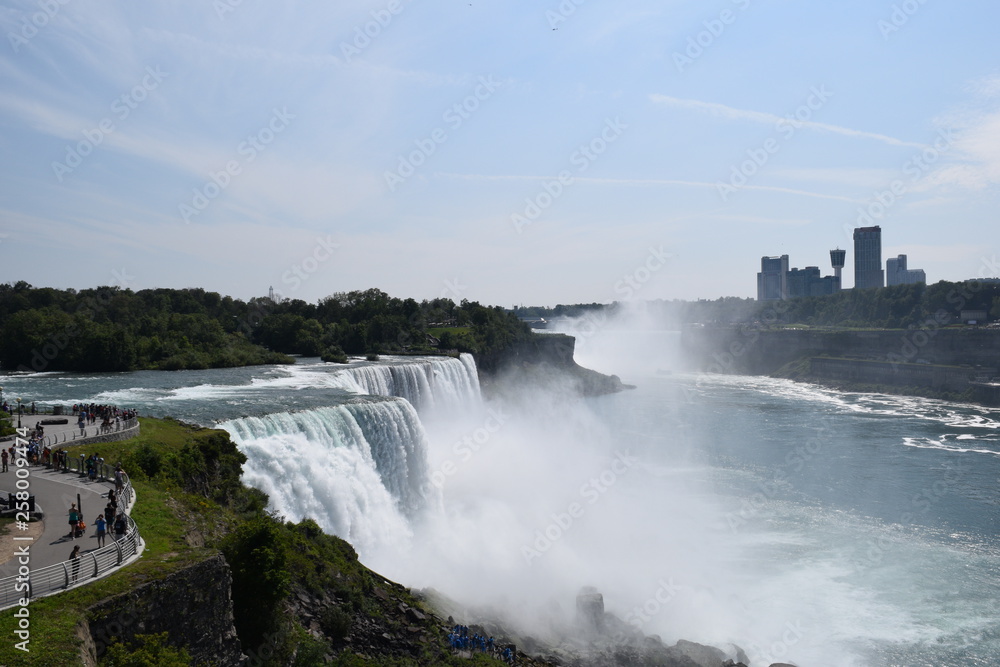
[1,0,998,307]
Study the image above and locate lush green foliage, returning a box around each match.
[0,283,532,371]
[756,280,999,328]
[220,515,291,651]
[0,282,293,371]
[0,410,13,437]
[103,632,192,666]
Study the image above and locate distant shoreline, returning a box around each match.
[683,325,1000,408]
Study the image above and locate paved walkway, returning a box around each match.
[5,411,136,449]
[0,469,116,576]
[0,417,136,575]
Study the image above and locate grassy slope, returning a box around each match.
[0,418,522,666]
[0,419,223,664]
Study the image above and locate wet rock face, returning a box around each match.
[576,588,605,632]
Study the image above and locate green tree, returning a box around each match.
[221,516,290,652]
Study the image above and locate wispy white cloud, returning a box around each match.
[769,167,898,188]
[436,172,864,203]
[706,214,812,227]
[649,94,925,148]
[927,82,1000,189]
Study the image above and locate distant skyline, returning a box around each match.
[2,2,999,307]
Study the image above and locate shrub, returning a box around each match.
[321,346,348,363]
[103,632,191,666]
[320,605,353,643]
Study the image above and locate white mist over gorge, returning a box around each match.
[8,331,1000,665]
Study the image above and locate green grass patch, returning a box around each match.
[0,417,240,664]
[0,416,501,666]
[427,327,471,337]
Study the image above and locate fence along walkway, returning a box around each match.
[38,417,139,447]
[0,462,144,609]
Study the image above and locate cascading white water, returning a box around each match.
[220,397,441,555]
[332,354,481,413]
[219,354,482,556]
[10,340,1000,663]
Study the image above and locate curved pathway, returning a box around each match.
[0,418,143,608]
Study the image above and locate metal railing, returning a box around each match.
[0,475,142,609]
[42,417,139,446]
[46,454,139,495]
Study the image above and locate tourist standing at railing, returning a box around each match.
[95,513,107,548]
[69,545,81,583]
[114,465,125,494]
[113,514,127,541]
[1,449,6,473]
[104,500,115,529]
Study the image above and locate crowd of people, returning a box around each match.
[447,625,515,664]
[0,402,135,589]
[0,400,38,415]
[2,431,124,476]
[67,483,128,546]
[73,403,138,434]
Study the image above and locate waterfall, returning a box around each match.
[221,397,439,555]
[332,353,481,413]
[219,355,482,555]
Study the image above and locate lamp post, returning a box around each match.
[0,386,4,411]
[16,397,22,429]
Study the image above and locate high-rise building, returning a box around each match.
[757,255,788,301]
[830,248,846,286]
[886,255,903,285]
[853,226,884,289]
[786,266,839,297]
[886,254,926,286]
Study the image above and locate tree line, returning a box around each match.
[0,282,531,372]
[515,280,1000,329]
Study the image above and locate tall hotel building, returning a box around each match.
[757,254,789,301]
[853,226,884,289]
